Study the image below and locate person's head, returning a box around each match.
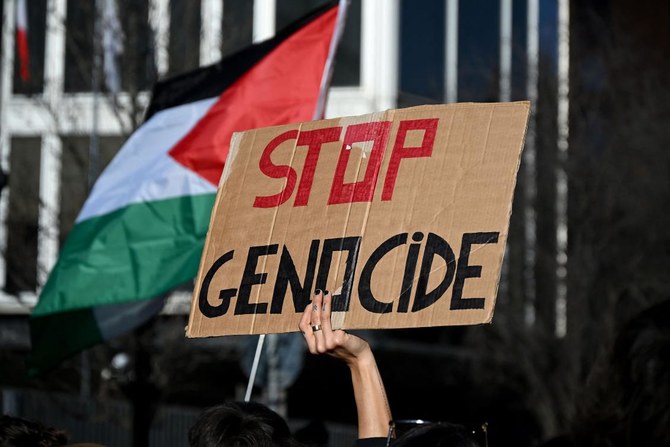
[188,401,300,447]
[573,299,670,447]
[0,415,68,447]
[392,422,480,447]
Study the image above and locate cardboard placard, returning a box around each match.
[187,102,529,337]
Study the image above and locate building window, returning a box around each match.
[399,0,445,106]
[120,0,156,92]
[331,0,360,86]
[221,0,253,59]
[64,0,95,92]
[5,138,41,294]
[65,0,155,93]
[168,0,201,76]
[511,0,528,100]
[13,0,47,95]
[457,0,500,102]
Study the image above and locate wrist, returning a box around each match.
[347,345,375,370]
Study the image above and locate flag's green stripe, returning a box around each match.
[33,193,216,317]
[27,308,102,375]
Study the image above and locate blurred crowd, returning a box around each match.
[2,293,669,447]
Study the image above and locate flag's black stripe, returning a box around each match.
[145,0,338,121]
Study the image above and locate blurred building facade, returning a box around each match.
[0,0,570,335]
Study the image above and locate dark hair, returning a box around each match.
[0,415,69,447]
[188,401,301,447]
[572,300,670,447]
[393,423,480,447]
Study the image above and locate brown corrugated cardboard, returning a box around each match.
[187,102,529,337]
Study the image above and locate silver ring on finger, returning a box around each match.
[311,324,322,332]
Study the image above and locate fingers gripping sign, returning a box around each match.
[299,289,326,353]
[299,291,316,354]
[299,289,371,366]
[311,291,328,353]
[321,290,334,338]
[299,290,331,354]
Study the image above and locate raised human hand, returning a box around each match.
[298,290,373,367]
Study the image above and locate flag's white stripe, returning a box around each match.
[78,97,218,222]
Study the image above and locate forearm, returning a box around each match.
[349,349,392,439]
[299,291,391,440]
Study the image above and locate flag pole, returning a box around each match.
[79,0,103,402]
[244,334,266,402]
[314,0,349,120]
[244,0,349,402]
[89,0,102,191]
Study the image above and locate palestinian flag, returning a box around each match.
[28,0,347,374]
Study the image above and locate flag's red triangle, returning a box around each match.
[168,7,338,186]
